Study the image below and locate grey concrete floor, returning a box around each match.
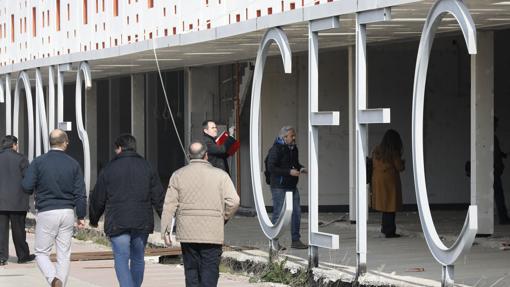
[2,211,508,286]
[224,210,510,287]
[0,232,276,287]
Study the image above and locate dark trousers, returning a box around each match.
[494,174,510,222]
[181,243,222,287]
[271,187,301,241]
[381,212,396,236]
[0,211,30,261]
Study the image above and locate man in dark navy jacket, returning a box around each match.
[266,126,308,250]
[89,134,165,287]
[22,129,87,287]
[0,135,34,266]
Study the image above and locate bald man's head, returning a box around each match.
[49,129,69,150]
[189,141,207,160]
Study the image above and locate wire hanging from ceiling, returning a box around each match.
[151,38,188,163]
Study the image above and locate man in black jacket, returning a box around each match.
[202,120,230,173]
[22,129,87,287]
[0,135,34,266]
[267,126,307,249]
[89,134,165,287]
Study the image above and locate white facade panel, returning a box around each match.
[0,0,421,70]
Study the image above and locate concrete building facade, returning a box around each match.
[2,0,509,220]
[1,0,510,282]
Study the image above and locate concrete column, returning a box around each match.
[348,45,356,223]
[145,73,158,168]
[184,68,191,150]
[0,104,4,138]
[86,81,98,188]
[239,67,255,214]
[109,79,120,159]
[131,74,145,156]
[0,80,5,138]
[472,31,494,235]
[18,90,27,156]
[5,75,12,135]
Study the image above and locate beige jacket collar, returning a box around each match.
[189,159,211,165]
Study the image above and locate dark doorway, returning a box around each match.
[95,77,132,173]
[146,71,185,185]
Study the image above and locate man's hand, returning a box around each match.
[76,219,85,230]
[164,233,172,247]
[229,126,236,138]
[290,169,300,177]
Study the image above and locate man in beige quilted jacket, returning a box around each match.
[161,140,239,287]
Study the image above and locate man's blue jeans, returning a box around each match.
[271,187,301,241]
[110,232,149,287]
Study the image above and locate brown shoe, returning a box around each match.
[51,277,63,287]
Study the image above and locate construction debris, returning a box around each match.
[49,247,181,262]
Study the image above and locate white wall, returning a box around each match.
[260,50,350,206]
[186,30,510,209]
[369,37,471,205]
[255,34,489,206]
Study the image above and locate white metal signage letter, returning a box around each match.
[308,17,341,268]
[35,68,50,155]
[58,64,72,131]
[412,0,477,286]
[48,66,56,132]
[5,74,12,135]
[76,62,92,196]
[250,27,294,250]
[355,7,392,278]
[13,71,35,161]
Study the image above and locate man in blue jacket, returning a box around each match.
[266,126,308,249]
[22,129,87,287]
[89,134,165,287]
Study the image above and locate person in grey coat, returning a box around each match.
[0,135,35,266]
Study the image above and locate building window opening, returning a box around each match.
[114,0,118,16]
[83,0,88,24]
[10,14,14,42]
[32,7,36,36]
[56,0,60,31]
